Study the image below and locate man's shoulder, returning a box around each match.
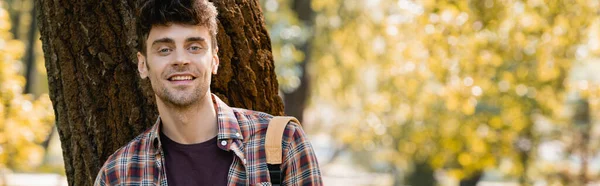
[99,127,154,171]
[95,127,157,185]
[231,107,273,124]
[231,108,271,135]
[230,107,302,139]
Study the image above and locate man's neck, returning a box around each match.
[157,92,218,144]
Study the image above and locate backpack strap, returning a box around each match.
[265,116,300,185]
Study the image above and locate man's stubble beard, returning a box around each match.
[157,83,206,107]
[151,66,211,108]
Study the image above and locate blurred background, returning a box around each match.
[2,0,600,185]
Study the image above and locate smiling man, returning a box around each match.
[93,0,322,185]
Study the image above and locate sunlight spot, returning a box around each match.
[22,100,32,112]
[516,84,528,96]
[386,25,398,36]
[463,77,474,86]
[366,0,381,8]
[513,1,525,14]
[425,24,435,34]
[373,36,386,54]
[456,12,469,26]
[468,97,478,106]
[441,10,453,23]
[448,36,458,46]
[472,86,483,96]
[527,87,537,98]
[579,80,589,90]
[429,13,440,23]
[553,26,565,36]
[485,0,494,8]
[473,21,483,31]
[329,16,341,28]
[265,0,278,12]
[404,62,416,72]
[398,0,424,15]
[576,45,589,60]
[498,80,510,92]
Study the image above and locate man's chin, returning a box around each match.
[157,91,205,107]
[162,97,197,107]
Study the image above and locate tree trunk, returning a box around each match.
[406,161,436,186]
[7,0,22,39]
[24,3,36,94]
[282,0,314,123]
[459,172,483,186]
[35,0,284,185]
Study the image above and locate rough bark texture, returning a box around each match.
[35,0,284,185]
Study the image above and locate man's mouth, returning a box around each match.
[168,75,195,81]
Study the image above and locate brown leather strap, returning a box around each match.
[265,116,300,164]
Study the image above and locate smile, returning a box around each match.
[169,75,195,81]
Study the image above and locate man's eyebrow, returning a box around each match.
[186,37,206,43]
[151,38,174,46]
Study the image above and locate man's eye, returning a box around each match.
[159,48,171,53]
[190,46,202,51]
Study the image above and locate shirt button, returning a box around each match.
[243,158,247,164]
[235,133,241,137]
[220,140,228,146]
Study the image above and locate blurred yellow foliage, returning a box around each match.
[0,4,54,172]
[308,0,598,183]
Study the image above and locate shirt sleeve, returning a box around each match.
[281,122,323,185]
[93,165,108,186]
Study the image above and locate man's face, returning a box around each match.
[137,23,219,107]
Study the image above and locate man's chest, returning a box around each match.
[162,140,233,185]
[118,142,273,185]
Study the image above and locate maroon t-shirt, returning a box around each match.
[160,132,233,185]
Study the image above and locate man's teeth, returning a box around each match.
[170,76,193,81]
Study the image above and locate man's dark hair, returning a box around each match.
[136,0,218,55]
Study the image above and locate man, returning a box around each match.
[94,0,322,185]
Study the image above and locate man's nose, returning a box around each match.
[172,49,191,66]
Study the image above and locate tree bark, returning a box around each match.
[35,0,284,185]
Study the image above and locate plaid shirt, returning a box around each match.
[94,94,322,185]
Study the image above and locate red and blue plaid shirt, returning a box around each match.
[94,94,322,185]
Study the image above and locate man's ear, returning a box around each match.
[137,52,148,79]
[212,47,219,75]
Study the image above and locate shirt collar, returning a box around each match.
[211,94,243,141]
[149,93,243,152]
